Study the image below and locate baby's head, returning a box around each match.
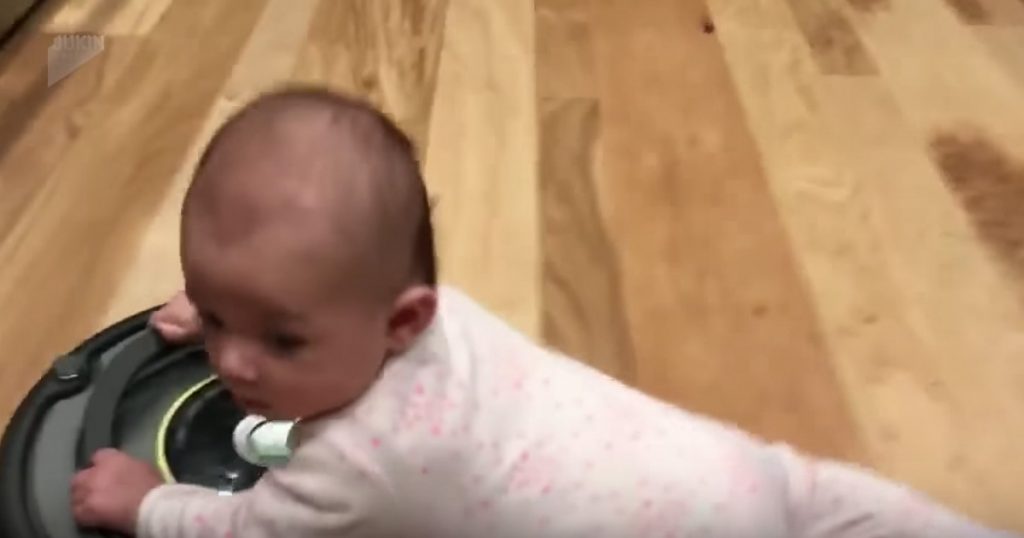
[179,86,437,421]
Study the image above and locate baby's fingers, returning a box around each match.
[151,320,195,343]
[72,496,101,528]
[70,472,98,527]
[90,447,121,465]
[71,467,91,493]
[149,293,202,343]
[70,476,86,505]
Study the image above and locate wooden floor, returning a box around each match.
[1,0,1023,531]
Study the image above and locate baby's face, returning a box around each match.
[181,230,392,422]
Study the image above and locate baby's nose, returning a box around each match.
[215,343,259,384]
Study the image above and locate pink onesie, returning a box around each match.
[137,286,1017,537]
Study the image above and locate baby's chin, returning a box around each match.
[233,394,277,418]
[232,389,354,421]
[240,399,326,422]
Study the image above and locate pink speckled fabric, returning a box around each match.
[138,286,1017,538]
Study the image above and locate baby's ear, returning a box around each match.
[385,285,438,354]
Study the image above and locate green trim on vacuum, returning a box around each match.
[154,375,217,483]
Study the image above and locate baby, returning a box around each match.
[70,86,1018,538]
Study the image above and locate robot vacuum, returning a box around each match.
[0,306,270,538]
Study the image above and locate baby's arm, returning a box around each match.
[136,439,394,538]
[771,444,1018,537]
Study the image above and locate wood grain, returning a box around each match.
[538,0,636,381]
[841,0,1024,143]
[97,0,321,327]
[973,0,1024,24]
[845,0,890,13]
[784,0,878,75]
[1,0,1022,532]
[707,0,896,466]
[821,80,1024,530]
[710,0,1024,527]
[976,26,1024,89]
[945,0,1024,25]
[536,0,595,99]
[539,97,637,382]
[587,0,861,458]
[423,0,539,338]
[0,34,142,244]
[822,11,1024,521]
[292,0,447,154]
[931,131,1024,285]
[945,0,992,24]
[0,0,266,431]
[836,25,1024,523]
[41,0,175,35]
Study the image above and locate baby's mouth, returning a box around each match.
[222,383,263,409]
[233,393,268,413]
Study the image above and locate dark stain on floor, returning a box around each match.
[846,0,891,13]
[701,15,716,34]
[786,0,879,75]
[931,130,1024,277]
[943,0,991,25]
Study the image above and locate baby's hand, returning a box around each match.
[71,449,164,534]
[149,290,203,343]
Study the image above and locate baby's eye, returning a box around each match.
[198,310,223,331]
[267,332,306,356]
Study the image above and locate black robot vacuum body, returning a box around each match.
[0,307,266,538]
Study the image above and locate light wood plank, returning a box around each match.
[709,0,927,473]
[0,5,1019,533]
[0,32,47,97]
[292,0,447,158]
[41,0,175,36]
[369,0,448,156]
[783,0,878,74]
[975,26,1024,90]
[537,0,635,380]
[538,97,636,381]
[587,0,862,458]
[820,79,1024,531]
[536,0,596,99]
[0,0,267,432]
[945,0,992,24]
[97,0,321,326]
[841,0,1024,145]
[945,0,1024,25]
[289,0,343,86]
[707,0,901,467]
[977,0,1024,24]
[710,1,1024,530]
[0,35,143,243]
[846,0,890,14]
[423,0,539,338]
